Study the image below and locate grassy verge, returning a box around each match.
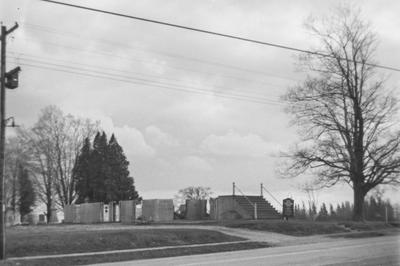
[223,220,398,236]
[329,231,386,238]
[223,220,349,236]
[338,221,397,231]
[3,242,271,266]
[6,227,244,257]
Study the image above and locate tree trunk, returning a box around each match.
[353,185,366,221]
[46,200,52,224]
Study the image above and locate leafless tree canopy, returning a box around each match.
[174,186,212,207]
[283,7,400,220]
[4,137,30,212]
[18,106,99,221]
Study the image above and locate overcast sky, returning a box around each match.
[1,0,399,207]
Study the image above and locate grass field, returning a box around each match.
[6,225,245,257]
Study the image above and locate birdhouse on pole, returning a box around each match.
[5,66,21,89]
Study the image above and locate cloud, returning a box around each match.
[142,58,167,75]
[63,110,155,157]
[180,155,212,172]
[145,125,179,147]
[114,125,155,157]
[201,130,280,157]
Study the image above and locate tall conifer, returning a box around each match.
[18,165,36,219]
[74,131,140,203]
[107,134,140,201]
[91,132,108,202]
[74,137,92,203]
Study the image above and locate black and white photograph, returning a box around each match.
[0,0,399,265]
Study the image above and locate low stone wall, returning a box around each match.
[64,202,103,224]
[185,199,207,220]
[142,199,174,222]
[79,202,103,223]
[209,196,251,220]
[64,205,80,223]
[120,200,136,224]
[6,210,21,226]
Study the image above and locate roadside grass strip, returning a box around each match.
[4,241,272,266]
[329,231,386,239]
[223,220,348,236]
[6,228,244,257]
[222,220,397,236]
[8,240,252,260]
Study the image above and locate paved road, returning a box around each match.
[94,235,400,266]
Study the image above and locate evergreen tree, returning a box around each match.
[368,196,378,220]
[294,204,300,217]
[363,199,370,220]
[301,201,307,219]
[317,203,328,221]
[376,195,385,220]
[106,134,140,202]
[74,137,92,203]
[18,165,35,219]
[74,132,140,203]
[336,203,343,220]
[339,202,346,220]
[295,202,307,219]
[385,200,395,221]
[344,201,353,220]
[308,202,317,220]
[329,204,336,221]
[91,131,108,202]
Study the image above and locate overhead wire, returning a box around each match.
[8,57,284,105]
[12,36,296,92]
[40,0,400,73]
[8,53,283,102]
[15,62,283,105]
[21,22,300,82]
[8,51,285,99]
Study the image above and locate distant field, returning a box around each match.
[6,226,244,257]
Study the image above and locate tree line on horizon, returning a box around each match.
[294,195,398,222]
[5,105,140,223]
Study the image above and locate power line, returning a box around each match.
[8,55,282,102]
[10,37,296,91]
[9,59,284,106]
[14,31,300,85]
[21,22,300,82]
[40,0,400,73]
[8,50,290,95]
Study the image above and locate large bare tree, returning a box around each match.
[19,124,56,223]
[283,7,400,221]
[19,106,98,221]
[4,137,30,214]
[174,186,212,208]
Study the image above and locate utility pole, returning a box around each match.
[0,22,19,260]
